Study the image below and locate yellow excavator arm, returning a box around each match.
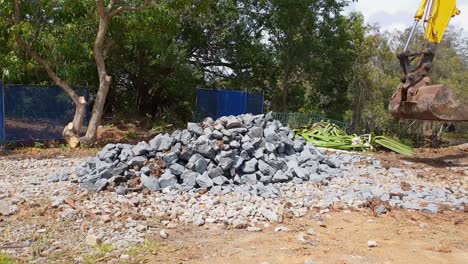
[389,0,468,121]
[415,0,460,44]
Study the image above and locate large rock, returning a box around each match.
[158,171,178,188]
[187,123,204,135]
[128,156,147,167]
[132,141,151,156]
[213,176,228,185]
[272,171,288,183]
[208,167,224,178]
[218,157,234,170]
[141,174,160,191]
[158,134,175,151]
[180,130,192,145]
[226,116,242,129]
[181,170,197,187]
[169,163,185,176]
[292,167,309,180]
[196,173,213,188]
[263,126,277,142]
[242,158,258,173]
[195,142,216,159]
[163,152,178,167]
[258,160,276,176]
[241,174,258,185]
[248,126,263,138]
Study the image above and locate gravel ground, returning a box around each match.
[0,152,467,263]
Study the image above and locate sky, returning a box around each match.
[345,0,468,34]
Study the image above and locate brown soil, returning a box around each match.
[372,144,468,184]
[144,210,468,264]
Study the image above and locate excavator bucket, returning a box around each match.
[389,78,468,121]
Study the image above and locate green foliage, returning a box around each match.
[125,131,138,140]
[33,142,45,149]
[0,252,19,264]
[1,0,466,138]
[83,244,114,264]
[295,122,414,155]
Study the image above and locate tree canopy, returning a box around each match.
[1,0,467,136]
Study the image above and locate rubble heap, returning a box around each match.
[75,113,345,197]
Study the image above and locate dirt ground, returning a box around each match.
[144,210,467,264]
[1,145,467,264]
[133,145,468,264]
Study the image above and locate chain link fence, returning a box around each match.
[271,112,350,130]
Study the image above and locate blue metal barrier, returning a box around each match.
[195,88,264,121]
[1,84,89,142]
[0,81,4,143]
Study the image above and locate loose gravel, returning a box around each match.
[1,149,466,261]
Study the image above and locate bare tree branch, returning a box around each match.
[108,0,150,18]
[96,0,105,17]
[106,0,119,13]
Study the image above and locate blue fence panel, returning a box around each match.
[3,84,89,142]
[0,81,4,143]
[195,88,264,121]
[246,93,263,115]
[217,90,247,117]
[195,88,218,119]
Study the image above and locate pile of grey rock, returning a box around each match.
[74,113,344,197]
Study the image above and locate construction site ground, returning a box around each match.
[0,145,467,264]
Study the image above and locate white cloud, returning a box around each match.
[344,0,467,34]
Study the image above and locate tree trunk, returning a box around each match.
[82,16,111,143]
[14,0,86,145]
[80,0,150,143]
[281,83,289,112]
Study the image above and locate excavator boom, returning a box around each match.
[388,0,467,121]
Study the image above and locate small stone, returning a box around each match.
[307,228,317,236]
[274,226,290,232]
[246,226,262,232]
[85,235,101,246]
[120,255,130,260]
[60,208,77,221]
[297,232,313,245]
[101,215,111,223]
[419,223,429,228]
[422,203,438,214]
[193,215,205,226]
[159,229,169,239]
[51,197,65,208]
[115,185,128,195]
[367,240,378,248]
[167,223,178,229]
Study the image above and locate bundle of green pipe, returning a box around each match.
[294,122,414,156]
